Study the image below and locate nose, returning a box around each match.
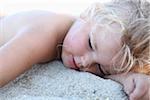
[81,55,91,67]
[75,54,93,68]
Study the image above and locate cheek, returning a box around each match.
[64,29,78,46]
[63,36,79,52]
[63,33,87,55]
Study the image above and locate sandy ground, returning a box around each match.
[0,61,128,100]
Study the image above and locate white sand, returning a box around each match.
[0,61,128,100]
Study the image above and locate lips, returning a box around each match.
[72,57,79,69]
[67,56,79,70]
[63,52,80,70]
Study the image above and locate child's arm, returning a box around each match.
[0,27,56,87]
[0,13,75,87]
[105,73,150,100]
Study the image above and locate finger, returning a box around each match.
[130,79,148,100]
[142,85,150,100]
[142,91,150,100]
[130,92,148,100]
[123,78,135,95]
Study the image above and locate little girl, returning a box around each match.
[0,0,149,100]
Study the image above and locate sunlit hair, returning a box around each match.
[80,0,150,74]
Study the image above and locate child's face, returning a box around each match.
[62,18,122,76]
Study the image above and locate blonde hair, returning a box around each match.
[80,0,150,75]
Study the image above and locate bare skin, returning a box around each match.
[0,11,149,100]
[106,73,150,100]
[0,11,75,86]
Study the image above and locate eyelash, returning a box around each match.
[88,37,93,49]
[97,64,105,76]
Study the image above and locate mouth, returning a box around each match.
[72,57,79,70]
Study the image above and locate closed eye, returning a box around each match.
[97,64,105,76]
[88,37,93,49]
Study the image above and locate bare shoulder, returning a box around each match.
[0,10,75,45]
[1,10,75,29]
[0,11,75,87]
[11,10,75,28]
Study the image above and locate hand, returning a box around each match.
[122,73,150,100]
[105,73,150,100]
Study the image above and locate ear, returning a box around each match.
[131,64,150,75]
